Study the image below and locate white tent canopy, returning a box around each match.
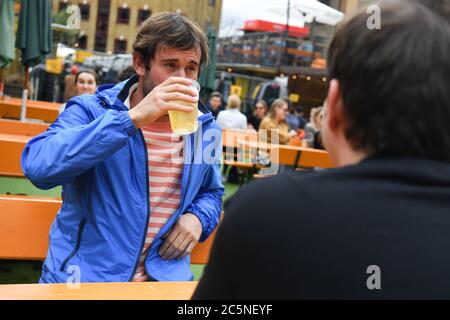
[266,0,345,26]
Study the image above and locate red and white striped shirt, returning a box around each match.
[133,120,184,282]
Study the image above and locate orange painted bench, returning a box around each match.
[0,133,30,177]
[0,119,49,136]
[0,195,217,265]
[0,97,60,123]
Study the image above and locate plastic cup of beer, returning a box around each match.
[168,80,201,135]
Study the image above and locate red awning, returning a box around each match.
[242,20,310,37]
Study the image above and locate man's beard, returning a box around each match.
[142,69,170,121]
[142,69,156,97]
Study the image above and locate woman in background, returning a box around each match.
[304,106,324,148]
[259,99,296,145]
[59,69,98,114]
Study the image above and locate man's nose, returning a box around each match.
[174,68,186,78]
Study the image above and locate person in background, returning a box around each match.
[207,91,223,120]
[59,69,99,114]
[193,0,450,299]
[304,106,323,148]
[259,99,296,145]
[117,65,136,83]
[247,100,268,131]
[63,65,79,102]
[216,94,247,130]
[295,106,308,130]
[284,98,300,131]
[74,69,98,96]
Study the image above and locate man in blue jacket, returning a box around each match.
[21,12,224,283]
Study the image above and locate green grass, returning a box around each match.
[0,176,239,283]
[0,176,61,197]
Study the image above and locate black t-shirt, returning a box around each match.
[247,114,262,130]
[208,104,224,120]
[193,158,450,299]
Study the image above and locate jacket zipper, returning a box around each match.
[128,129,151,281]
[60,218,87,272]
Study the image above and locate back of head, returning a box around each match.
[328,0,450,162]
[132,12,209,70]
[227,94,241,109]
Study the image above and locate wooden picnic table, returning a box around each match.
[0,97,60,123]
[0,281,198,300]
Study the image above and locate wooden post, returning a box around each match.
[20,64,29,121]
[0,68,4,97]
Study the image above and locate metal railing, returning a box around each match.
[216,31,327,70]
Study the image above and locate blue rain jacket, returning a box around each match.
[21,76,224,283]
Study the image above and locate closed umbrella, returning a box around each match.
[15,0,52,121]
[198,27,217,97]
[0,0,15,97]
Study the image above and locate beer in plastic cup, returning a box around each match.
[168,80,201,135]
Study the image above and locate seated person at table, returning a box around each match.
[259,99,296,145]
[247,100,268,131]
[207,91,224,120]
[22,12,223,283]
[216,94,247,130]
[193,0,450,299]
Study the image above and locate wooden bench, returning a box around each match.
[0,134,30,177]
[0,281,198,300]
[0,97,60,123]
[273,145,334,170]
[0,195,217,264]
[0,119,49,136]
[252,144,334,178]
[222,129,261,184]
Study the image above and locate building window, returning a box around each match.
[78,35,88,49]
[59,0,69,11]
[79,3,90,20]
[208,0,216,5]
[137,8,152,25]
[94,35,107,52]
[95,0,110,52]
[117,7,130,24]
[114,39,128,54]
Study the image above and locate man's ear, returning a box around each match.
[326,79,345,132]
[132,51,146,77]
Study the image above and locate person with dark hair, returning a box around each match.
[59,69,99,113]
[23,12,223,283]
[207,91,223,119]
[247,100,268,131]
[294,106,307,130]
[74,69,99,96]
[116,65,136,82]
[283,98,300,131]
[194,0,450,299]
